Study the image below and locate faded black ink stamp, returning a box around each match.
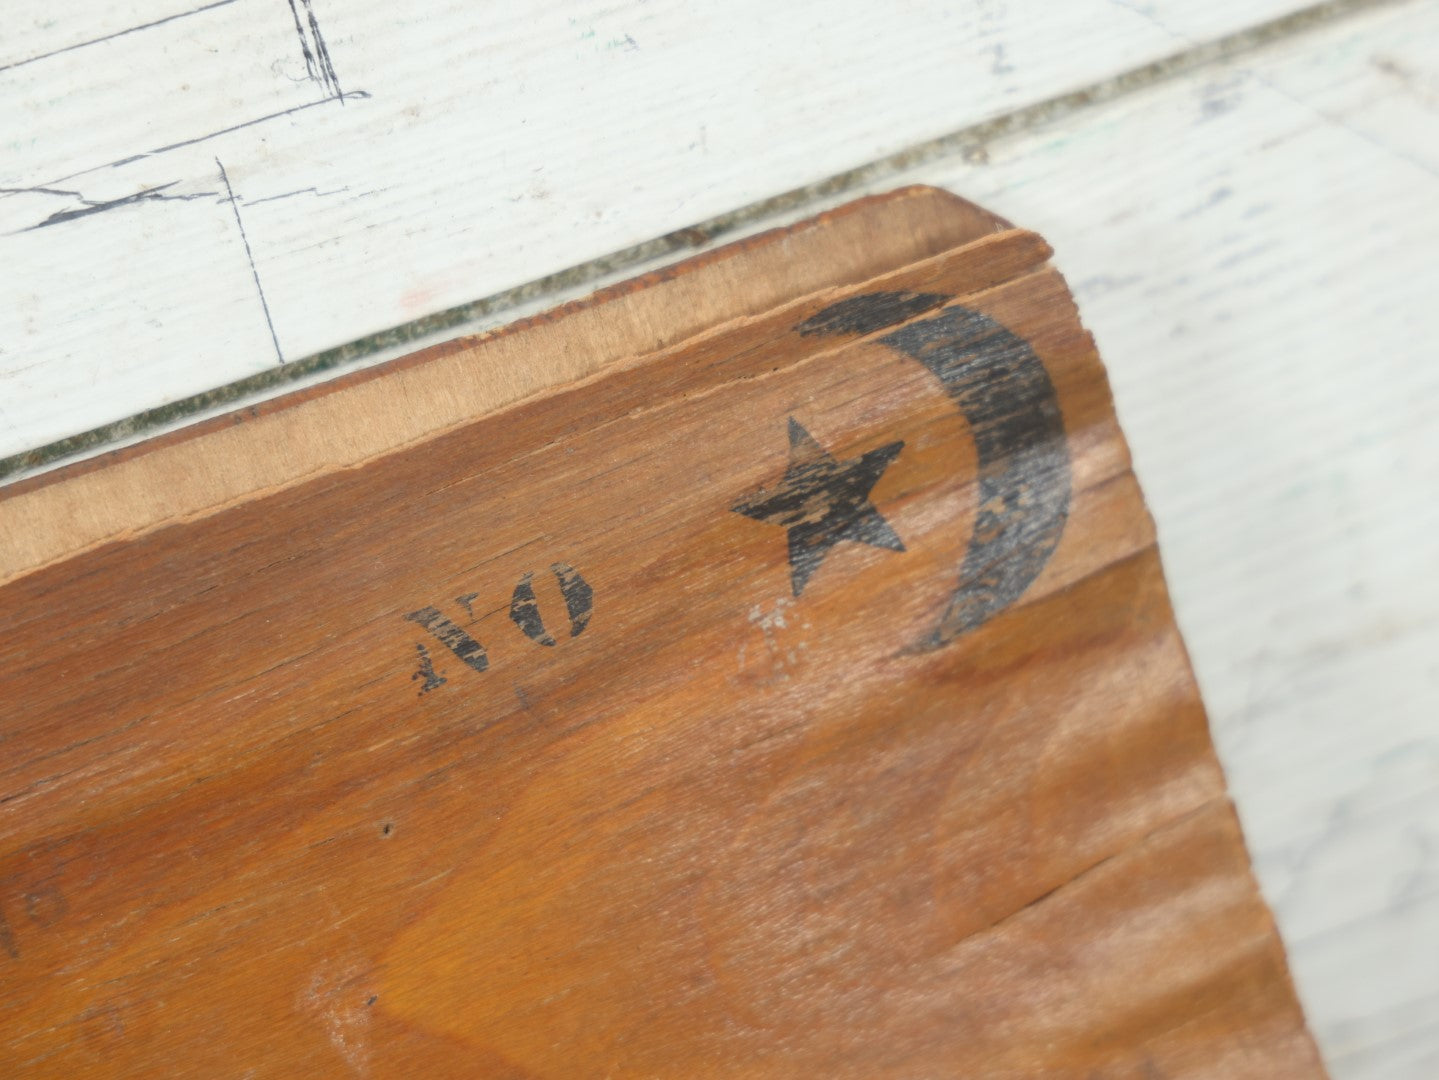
[770,292,1072,648]
[733,419,905,598]
[510,563,593,646]
[403,562,593,695]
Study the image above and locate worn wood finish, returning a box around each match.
[0,191,1324,1077]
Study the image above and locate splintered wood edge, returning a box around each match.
[0,187,1008,586]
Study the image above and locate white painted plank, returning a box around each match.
[882,3,1439,1075]
[0,1,237,72]
[0,0,1316,460]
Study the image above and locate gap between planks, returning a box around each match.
[0,0,1412,486]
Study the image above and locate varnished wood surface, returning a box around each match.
[0,193,1324,1076]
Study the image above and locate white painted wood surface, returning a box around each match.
[5,1,1438,1076]
[0,0,1318,461]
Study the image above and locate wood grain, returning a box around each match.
[0,192,1324,1077]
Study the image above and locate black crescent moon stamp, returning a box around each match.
[774,291,1073,650]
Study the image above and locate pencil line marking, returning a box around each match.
[0,0,240,75]
[217,158,284,366]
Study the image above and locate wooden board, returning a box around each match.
[6,4,1438,1075]
[0,190,1324,1077]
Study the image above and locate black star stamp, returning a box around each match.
[733,417,905,597]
